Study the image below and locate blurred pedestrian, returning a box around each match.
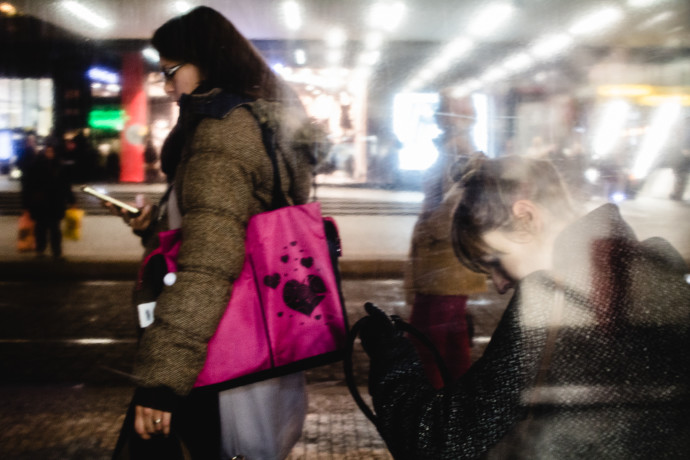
[72,130,99,182]
[17,131,38,215]
[23,139,75,259]
[560,140,590,201]
[360,155,690,459]
[16,131,38,177]
[105,151,121,182]
[670,147,690,201]
[405,90,486,388]
[423,90,479,210]
[111,6,315,459]
[143,136,160,183]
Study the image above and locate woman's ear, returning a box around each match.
[511,200,543,236]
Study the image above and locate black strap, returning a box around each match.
[344,318,377,423]
[161,101,288,213]
[392,317,453,386]
[344,302,452,426]
[250,109,290,210]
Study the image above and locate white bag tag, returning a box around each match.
[138,302,156,328]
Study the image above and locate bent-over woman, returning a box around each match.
[360,155,690,459]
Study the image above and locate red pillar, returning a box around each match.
[119,52,147,182]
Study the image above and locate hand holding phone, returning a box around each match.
[81,186,142,217]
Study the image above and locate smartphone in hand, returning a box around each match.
[81,186,142,217]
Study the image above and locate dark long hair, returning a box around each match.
[152,6,282,100]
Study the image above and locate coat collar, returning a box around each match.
[552,203,635,278]
[179,87,253,120]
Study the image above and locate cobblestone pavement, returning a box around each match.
[0,382,392,460]
[0,276,509,459]
[287,382,393,460]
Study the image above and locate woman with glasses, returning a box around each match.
[359,155,690,459]
[112,6,315,459]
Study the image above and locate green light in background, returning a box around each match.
[88,109,126,131]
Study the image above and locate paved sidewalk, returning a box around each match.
[0,277,507,460]
[0,179,421,279]
[2,181,689,459]
[3,173,689,278]
[3,195,689,280]
[0,382,392,460]
[0,213,416,279]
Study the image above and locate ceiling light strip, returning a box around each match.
[62,1,111,29]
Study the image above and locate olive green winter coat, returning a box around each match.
[133,90,314,402]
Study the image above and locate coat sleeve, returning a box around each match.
[133,107,270,404]
[367,297,546,459]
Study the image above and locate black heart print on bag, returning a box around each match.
[262,241,328,317]
[282,275,327,316]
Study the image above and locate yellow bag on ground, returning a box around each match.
[63,208,85,240]
[17,211,35,252]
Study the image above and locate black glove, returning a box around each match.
[358,302,400,359]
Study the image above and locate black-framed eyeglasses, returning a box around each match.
[161,63,185,81]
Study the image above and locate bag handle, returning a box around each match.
[344,302,452,425]
[249,109,290,210]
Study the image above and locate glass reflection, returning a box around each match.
[0,0,689,457]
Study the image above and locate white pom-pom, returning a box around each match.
[164,272,177,286]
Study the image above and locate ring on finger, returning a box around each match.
[154,418,162,425]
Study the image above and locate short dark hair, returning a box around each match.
[451,155,576,273]
[152,6,282,100]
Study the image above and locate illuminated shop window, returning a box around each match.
[0,78,54,136]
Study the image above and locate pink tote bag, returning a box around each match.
[137,201,347,390]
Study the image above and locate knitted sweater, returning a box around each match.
[366,204,690,459]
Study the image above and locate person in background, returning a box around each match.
[111,7,315,459]
[360,155,690,459]
[405,90,486,388]
[143,135,161,183]
[16,131,38,178]
[670,146,690,201]
[71,129,99,183]
[559,139,590,202]
[17,131,38,217]
[23,139,74,259]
